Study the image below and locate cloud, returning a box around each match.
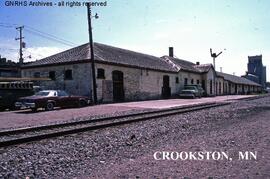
[23,47,67,62]
[0,45,67,62]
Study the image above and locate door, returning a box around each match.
[112,70,124,102]
[162,75,171,98]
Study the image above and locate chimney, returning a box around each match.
[196,62,200,65]
[169,47,174,57]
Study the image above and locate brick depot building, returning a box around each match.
[21,43,261,103]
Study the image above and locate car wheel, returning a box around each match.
[78,100,87,107]
[46,102,54,111]
[192,94,196,99]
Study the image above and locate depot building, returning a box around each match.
[21,42,261,103]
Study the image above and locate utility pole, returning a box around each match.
[87,2,98,104]
[210,48,223,96]
[15,26,24,65]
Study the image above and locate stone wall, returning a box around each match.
[202,68,215,96]
[95,63,178,102]
[21,63,93,97]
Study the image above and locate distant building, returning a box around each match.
[0,57,20,78]
[243,55,266,88]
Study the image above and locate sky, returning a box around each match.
[0,0,269,81]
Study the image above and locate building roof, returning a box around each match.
[161,56,200,73]
[194,64,213,73]
[161,56,214,73]
[217,72,261,86]
[23,43,178,73]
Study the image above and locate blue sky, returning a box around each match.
[0,0,269,81]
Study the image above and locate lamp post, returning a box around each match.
[210,48,223,96]
[86,2,99,104]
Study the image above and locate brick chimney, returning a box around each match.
[169,47,174,57]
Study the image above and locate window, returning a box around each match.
[184,78,188,85]
[34,72,40,78]
[197,80,200,84]
[97,68,105,79]
[49,71,56,80]
[57,90,69,97]
[64,69,72,80]
[191,79,194,84]
[210,80,213,94]
[175,77,179,84]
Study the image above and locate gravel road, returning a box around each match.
[0,95,269,178]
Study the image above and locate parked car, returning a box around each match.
[15,90,91,111]
[187,84,206,96]
[179,85,204,98]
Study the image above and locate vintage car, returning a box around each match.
[179,85,205,98]
[15,90,91,111]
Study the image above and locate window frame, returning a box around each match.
[97,68,105,79]
[49,71,56,80]
[64,69,73,80]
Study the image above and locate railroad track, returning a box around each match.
[0,102,231,148]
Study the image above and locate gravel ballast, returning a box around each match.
[0,95,269,178]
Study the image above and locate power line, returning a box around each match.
[0,48,19,51]
[25,25,77,46]
[0,24,15,28]
[0,22,19,26]
[0,22,77,47]
[25,29,75,47]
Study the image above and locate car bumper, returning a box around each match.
[179,94,195,97]
[15,102,36,109]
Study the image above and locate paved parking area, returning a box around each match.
[0,95,257,130]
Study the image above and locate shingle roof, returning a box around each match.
[194,64,213,73]
[23,43,178,73]
[161,56,200,73]
[161,56,214,73]
[217,72,261,86]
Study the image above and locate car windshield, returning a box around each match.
[184,86,196,90]
[35,91,50,96]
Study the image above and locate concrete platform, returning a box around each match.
[107,95,257,109]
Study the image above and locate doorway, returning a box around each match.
[112,70,124,102]
[162,75,171,98]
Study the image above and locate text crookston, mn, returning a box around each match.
[154,151,257,161]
